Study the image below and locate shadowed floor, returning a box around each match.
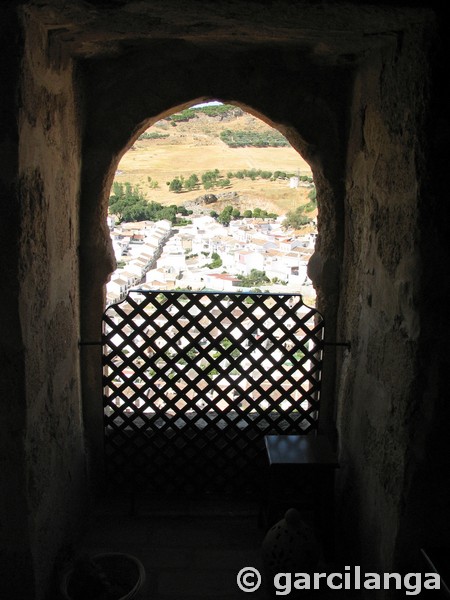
[71,493,362,599]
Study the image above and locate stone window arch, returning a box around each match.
[79,83,345,476]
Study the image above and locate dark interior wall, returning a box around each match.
[0,7,87,598]
[393,8,450,571]
[0,6,36,598]
[336,16,441,572]
[1,2,448,598]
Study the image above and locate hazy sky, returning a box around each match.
[192,100,223,108]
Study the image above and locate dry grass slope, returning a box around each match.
[113,109,315,217]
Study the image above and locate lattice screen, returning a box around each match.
[102,291,324,494]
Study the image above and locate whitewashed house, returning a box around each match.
[279,237,303,252]
[234,250,265,275]
[203,273,240,291]
[231,225,252,243]
[247,237,277,252]
[126,259,147,280]
[106,276,128,303]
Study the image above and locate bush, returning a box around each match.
[283,205,312,229]
[138,131,170,140]
[303,187,317,212]
[167,109,198,123]
[273,171,288,179]
[220,129,290,148]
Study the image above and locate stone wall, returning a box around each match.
[392,9,450,572]
[336,21,434,572]
[7,8,86,597]
[1,3,448,598]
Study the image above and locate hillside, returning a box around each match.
[113,104,315,218]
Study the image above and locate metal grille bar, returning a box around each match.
[102,291,324,494]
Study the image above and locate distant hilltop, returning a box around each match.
[159,103,245,123]
[143,103,293,148]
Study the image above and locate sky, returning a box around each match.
[191,101,223,108]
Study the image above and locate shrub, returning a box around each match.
[220,129,290,148]
[138,131,170,140]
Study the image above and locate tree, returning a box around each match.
[108,182,146,221]
[304,186,317,212]
[169,177,183,193]
[202,169,221,190]
[208,252,223,269]
[109,181,185,223]
[184,173,199,191]
[283,205,312,229]
[237,269,270,287]
[218,205,234,226]
[177,205,189,216]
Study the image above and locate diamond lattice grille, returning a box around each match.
[103,291,324,493]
